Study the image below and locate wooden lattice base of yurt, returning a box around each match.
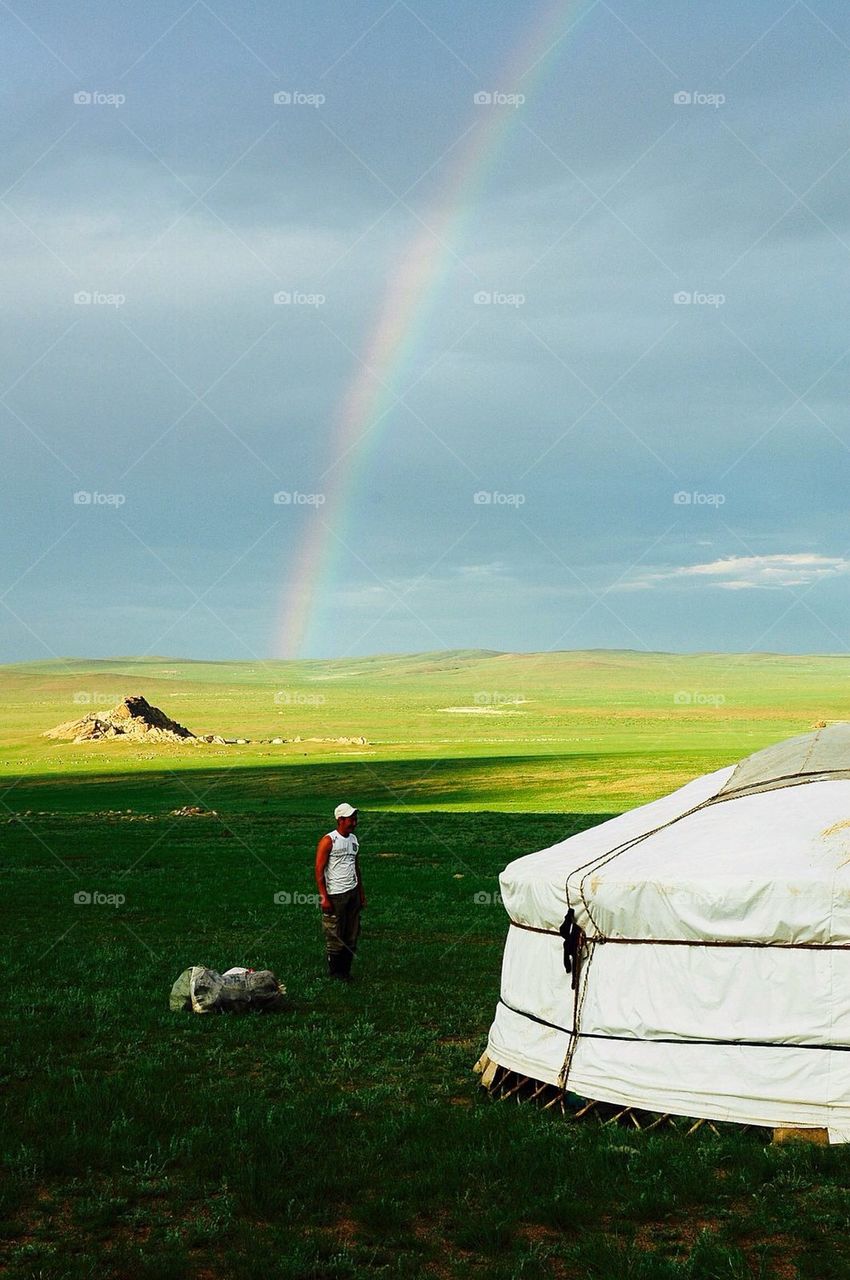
[473,1053,828,1144]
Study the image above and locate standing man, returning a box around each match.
[315,803,366,980]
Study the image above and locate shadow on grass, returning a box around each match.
[0,748,719,814]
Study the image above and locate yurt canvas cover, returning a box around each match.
[484,725,850,1142]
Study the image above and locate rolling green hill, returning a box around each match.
[1,649,847,813]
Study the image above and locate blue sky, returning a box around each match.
[2,0,849,661]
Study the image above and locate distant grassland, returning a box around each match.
[1,648,848,813]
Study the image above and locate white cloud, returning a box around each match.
[635,553,850,591]
[455,562,510,580]
[0,199,348,311]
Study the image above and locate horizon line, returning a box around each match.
[3,645,850,668]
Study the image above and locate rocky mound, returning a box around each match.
[43,695,370,748]
[44,695,196,744]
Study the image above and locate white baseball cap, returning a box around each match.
[334,802,357,819]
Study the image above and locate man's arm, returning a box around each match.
[355,852,366,908]
[315,835,333,912]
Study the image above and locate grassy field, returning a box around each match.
[3,650,850,1278]
[3,648,850,813]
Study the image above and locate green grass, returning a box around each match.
[3,648,850,813]
[3,809,850,1278]
[4,651,850,1277]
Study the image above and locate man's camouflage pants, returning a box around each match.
[321,887,361,978]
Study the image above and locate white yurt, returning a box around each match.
[480,724,850,1141]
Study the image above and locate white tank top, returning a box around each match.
[324,829,359,894]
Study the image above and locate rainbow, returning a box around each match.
[279,0,595,657]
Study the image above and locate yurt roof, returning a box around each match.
[715,722,850,801]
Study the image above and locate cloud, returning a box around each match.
[455,562,510,580]
[636,553,850,591]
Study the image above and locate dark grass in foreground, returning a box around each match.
[3,811,850,1279]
